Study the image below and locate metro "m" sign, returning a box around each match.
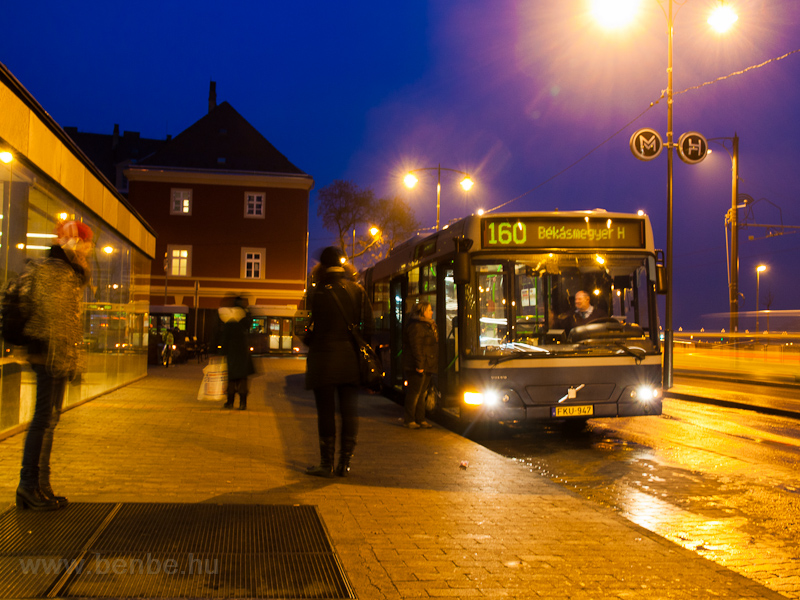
[629,128,663,161]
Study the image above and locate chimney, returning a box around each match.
[112,123,120,150]
[208,81,217,114]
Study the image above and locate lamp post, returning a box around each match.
[404,164,474,230]
[592,1,737,390]
[755,264,766,332]
[708,135,740,334]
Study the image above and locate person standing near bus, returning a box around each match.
[402,301,438,429]
[305,246,373,477]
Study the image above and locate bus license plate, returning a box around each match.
[552,405,594,418]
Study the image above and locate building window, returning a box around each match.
[242,247,265,279]
[167,245,192,277]
[170,189,192,215]
[244,192,265,218]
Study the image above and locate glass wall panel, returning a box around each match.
[0,147,151,437]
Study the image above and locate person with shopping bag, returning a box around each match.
[214,295,254,410]
[304,246,373,477]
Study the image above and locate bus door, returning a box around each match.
[439,262,458,402]
[389,276,406,388]
[268,317,293,351]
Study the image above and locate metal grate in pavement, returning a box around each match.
[0,503,117,598]
[0,503,354,599]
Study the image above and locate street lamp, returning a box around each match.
[755,264,767,332]
[593,0,737,390]
[352,225,381,268]
[404,164,474,230]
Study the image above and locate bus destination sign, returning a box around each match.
[481,216,645,249]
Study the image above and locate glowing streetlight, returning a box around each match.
[755,264,767,332]
[404,164,474,230]
[589,0,639,29]
[0,151,13,164]
[594,0,737,390]
[352,225,381,266]
[708,3,738,32]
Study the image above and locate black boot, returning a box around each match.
[238,395,247,410]
[39,482,69,507]
[306,436,335,478]
[223,394,234,409]
[16,486,60,511]
[335,436,357,477]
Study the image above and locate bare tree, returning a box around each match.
[316,180,375,256]
[317,181,421,267]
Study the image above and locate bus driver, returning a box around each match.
[571,290,607,327]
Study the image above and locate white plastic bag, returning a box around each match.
[197,356,227,401]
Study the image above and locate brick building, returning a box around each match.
[72,84,314,353]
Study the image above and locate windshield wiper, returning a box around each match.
[489,348,550,365]
[569,340,647,361]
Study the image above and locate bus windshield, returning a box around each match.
[471,252,659,358]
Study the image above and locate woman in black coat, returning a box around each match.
[216,296,255,410]
[305,247,373,477]
[402,301,438,428]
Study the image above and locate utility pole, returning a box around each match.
[729,134,739,334]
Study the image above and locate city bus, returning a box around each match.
[364,210,664,426]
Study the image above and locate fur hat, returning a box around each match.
[56,221,93,244]
[319,246,346,268]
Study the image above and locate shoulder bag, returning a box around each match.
[328,283,383,390]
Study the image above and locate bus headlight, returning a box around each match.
[463,390,501,407]
[464,392,483,406]
[631,386,661,401]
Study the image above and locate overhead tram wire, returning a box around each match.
[485,48,800,215]
[673,47,800,99]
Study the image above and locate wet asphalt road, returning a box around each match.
[476,386,800,599]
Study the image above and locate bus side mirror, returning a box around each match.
[453,236,473,284]
[653,250,667,294]
[454,252,470,284]
[656,265,667,294]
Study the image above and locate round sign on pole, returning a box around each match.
[630,128,663,161]
[677,131,708,164]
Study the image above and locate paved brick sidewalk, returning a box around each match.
[0,358,783,599]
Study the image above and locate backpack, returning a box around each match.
[0,269,33,346]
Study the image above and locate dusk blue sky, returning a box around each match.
[2,1,799,330]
